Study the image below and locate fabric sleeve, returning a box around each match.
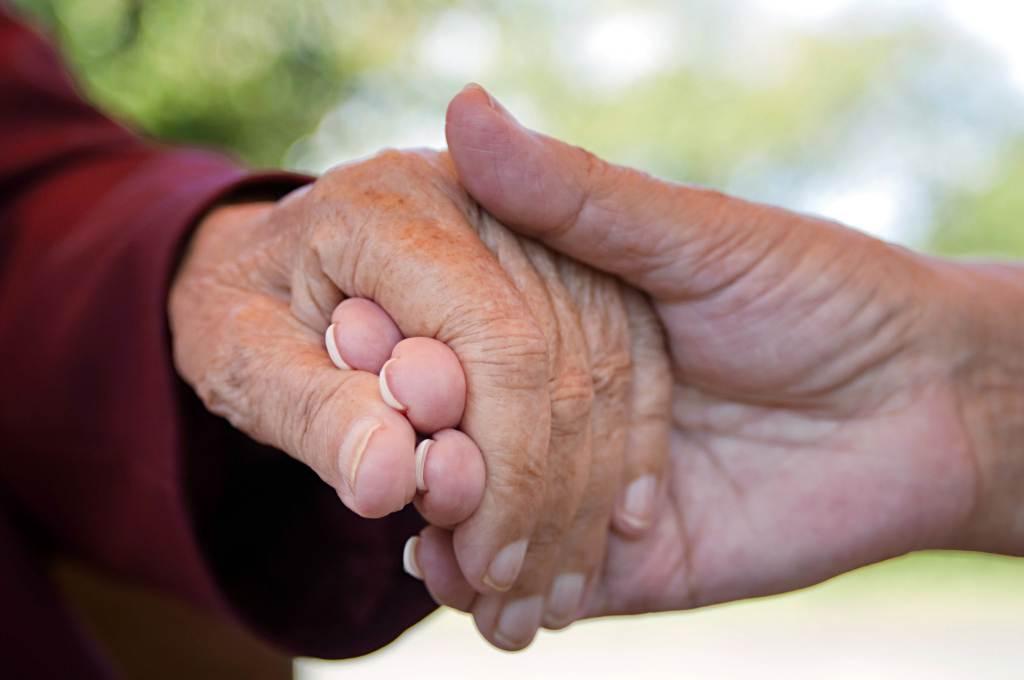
[0,7,434,659]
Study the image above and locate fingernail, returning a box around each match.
[324,324,351,370]
[483,540,528,592]
[403,536,422,580]
[461,82,516,122]
[543,573,585,628]
[619,475,657,530]
[495,596,544,649]
[415,439,433,492]
[339,416,382,493]
[461,82,494,108]
[379,359,407,412]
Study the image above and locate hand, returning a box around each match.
[312,179,674,649]
[168,150,669,647]
[422,84,992,624]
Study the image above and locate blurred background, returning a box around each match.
[12,0,1024,677]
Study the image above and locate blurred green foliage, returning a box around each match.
[12,0,453,165]
[11,0,1024,251]
[932,143,1024,256]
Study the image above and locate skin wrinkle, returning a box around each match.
[290,244,342,330]
[953,379,995,551]
[174,141,674,648]
[395,167,656,643]
[522,248,596,426]
[665,237,928,410]
[475,218,562,381]
[682,224,810,322]
[686,431,748,509]
[637,187,747,301]
[664,227,779,315]
[555,276,632,591]
[475,219,596,613]
[549,150,592,243]
[412,89,1024,646]
[781,265,920,405]
[181,149,623,591]
[296,373,352,485]
[666,484,700,612]
[577,189,678,293]
[310,182,381,301]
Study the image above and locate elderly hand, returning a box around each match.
[169,149,671,649]
[329,214,672,649]
[415,85,1001,630]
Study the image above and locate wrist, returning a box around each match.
[935,259,1024,554]
[169,201,278,385]
[172,179,309,297]
[181,201,278,270]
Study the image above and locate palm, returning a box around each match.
[587,229,975,617]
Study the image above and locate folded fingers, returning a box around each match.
[326,297,484,527]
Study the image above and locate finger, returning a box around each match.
[413,428,485,528]
[405,526,477,612]
[379,337,467,432]
[445,84,790,301]
[468,235,596,651]
[542,269,633,630]
[281,155,551,594]
[327,299,468,432]
[613,288,673,535]
[326,297,404,374]
[325,298,483,524]
[473,564,546,651]
[196,293,418,519]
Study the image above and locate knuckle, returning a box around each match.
[589,350,632,396]
[549,364,595,432]
[457,317,550,391]
[319,148,419,195]
[366,148,439,182]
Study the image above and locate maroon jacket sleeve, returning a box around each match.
[0,6,433,668]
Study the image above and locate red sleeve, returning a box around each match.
[0,7,433,661]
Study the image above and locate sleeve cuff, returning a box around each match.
[160,154,437,658]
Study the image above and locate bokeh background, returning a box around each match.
[13,0,1024,677]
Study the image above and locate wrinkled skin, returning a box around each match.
[172,82,1016,656]
[412,86,988,639]
[170,149,671,650]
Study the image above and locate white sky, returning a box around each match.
[720,0,1024,244]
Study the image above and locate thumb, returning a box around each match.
[445,84,783,301]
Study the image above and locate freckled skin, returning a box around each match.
[172,145,671,653]
[321,215,669,648]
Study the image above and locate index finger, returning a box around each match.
[279,150,553,593]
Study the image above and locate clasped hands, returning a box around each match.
[170,85,1010,650]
